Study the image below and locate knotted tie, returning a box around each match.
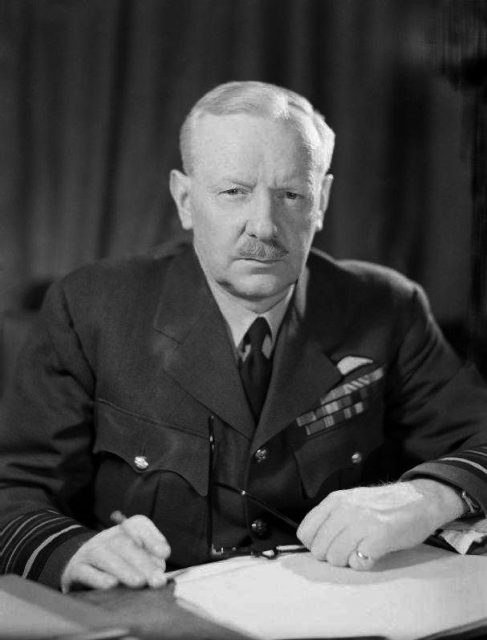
[239,317,273,420]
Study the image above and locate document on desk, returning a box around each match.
[172,544,487,640]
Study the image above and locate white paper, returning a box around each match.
[174,545,487,640]
[438,516,487,554]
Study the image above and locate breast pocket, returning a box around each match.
[289,397,385,500]
[92,399,210,565]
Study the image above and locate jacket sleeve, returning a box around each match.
[0,280,98,588]
[385,284,487,511]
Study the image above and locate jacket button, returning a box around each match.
[250,518,268,538]
[351,451,362,464]
[254,448,269,463]
[134,455,149,470]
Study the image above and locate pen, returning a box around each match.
[207,416,299,531]
[110,510,131,528]
[110,510,171,590]
[110,510,128,524]
[52,629,135,640]
[110,510,145,550]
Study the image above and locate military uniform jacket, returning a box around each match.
[1,242,487,587]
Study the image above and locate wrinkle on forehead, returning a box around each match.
[191,114,323,182]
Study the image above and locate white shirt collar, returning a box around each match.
[207,280,294,359]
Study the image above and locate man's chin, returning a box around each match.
[224,273,294,306]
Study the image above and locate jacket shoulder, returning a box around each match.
[57,240,189,298]
[308,248,420,303]
[40,241,192,329]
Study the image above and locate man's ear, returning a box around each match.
[169,169,193,230]
[315,173,334,231]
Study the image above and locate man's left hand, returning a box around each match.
[297,479,465,570]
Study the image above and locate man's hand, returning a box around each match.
[61,515,171,592]
[297,479,465,570]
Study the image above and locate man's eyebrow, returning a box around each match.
[210,177,254,188]
[208,173,315,190]
[277,174,314,188]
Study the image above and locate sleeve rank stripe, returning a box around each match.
[0,510,84,577]
[0,511,62,572]
[0,511,48,554]
[455,449,487,460]
[5,515,72,574]
[22,524,83,580]
[436,456,487,477]
[441,449,487,467]
[2,513,64,573]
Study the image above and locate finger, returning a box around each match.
[310,520,347,562]
[325,528,364,567]
[121,515,171,558]
[348,522,398,562]
[61,563,118,593]
[297,500,333,548]
[303,508,349,561]
[115,537,168,588]
[348,547,376,572]
[88,545,148,588]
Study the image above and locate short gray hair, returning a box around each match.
[180,81,335,174]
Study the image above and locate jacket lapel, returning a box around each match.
[152,248,255,440]
[253,261,343,452]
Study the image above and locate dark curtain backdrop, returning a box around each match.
[0,0,474,326]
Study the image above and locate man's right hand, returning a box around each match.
[61,515,171,592]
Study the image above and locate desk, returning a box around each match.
[72,583,252,640]
[72,545,487,640]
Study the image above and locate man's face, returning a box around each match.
[171,113,332,310]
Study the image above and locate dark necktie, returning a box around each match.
[239,317,273,420]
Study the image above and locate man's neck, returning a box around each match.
[209,279,292,315]
[207,277,294,359]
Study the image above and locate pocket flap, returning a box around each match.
[290,419,383,498]
[94,399,209,496]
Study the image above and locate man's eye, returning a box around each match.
[284,191,301,201]
[222,188,245,196]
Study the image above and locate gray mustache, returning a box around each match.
[238,240,288,260]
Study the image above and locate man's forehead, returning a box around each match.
[193,111,319,143]
[190,112,322,174]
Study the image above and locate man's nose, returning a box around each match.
[246,191,277,240]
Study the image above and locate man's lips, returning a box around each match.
[240,255,281,263]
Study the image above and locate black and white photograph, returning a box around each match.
[0,1,486,639]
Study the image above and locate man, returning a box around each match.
[1,81,487,593]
